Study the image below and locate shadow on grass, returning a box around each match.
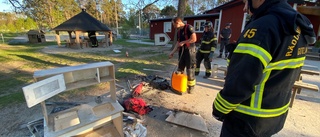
[0,70,33,109]
[0,40,174,108]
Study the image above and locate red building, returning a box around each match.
[204,0,246,43]
[205,0,319,43]
[149,0,319,44]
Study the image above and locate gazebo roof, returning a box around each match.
[52,9,111,32]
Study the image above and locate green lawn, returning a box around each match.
[0,34,175,108]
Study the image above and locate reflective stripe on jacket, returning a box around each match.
[199,31,217,53]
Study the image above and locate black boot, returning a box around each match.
[203,75,210,79]
[225,53,229,59]
[218,54,222,58]
[203,73,211,79]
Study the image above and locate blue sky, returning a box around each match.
[0,0,12,12]
[0,0,172,12]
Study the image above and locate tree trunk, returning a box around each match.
[47,1,54,28]
[172,0,187,50]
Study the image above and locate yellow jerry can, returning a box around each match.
[171,71,187,93]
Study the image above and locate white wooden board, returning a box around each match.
[22,74,66,108]
[33,62,113,78]
[165,111,209,133]
[73,123,121,137]
[113,49,121,53]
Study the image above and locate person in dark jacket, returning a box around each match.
[195,21,217,78]
[212,0,316,136]
[169,17,197,93]
[218,23,232,59]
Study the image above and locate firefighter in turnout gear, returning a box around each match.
[169,17,197,94]
[195,21,217,78]
[212,0,316,136]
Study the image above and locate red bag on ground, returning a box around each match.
[124,97,152,115]
[132,82,143,97]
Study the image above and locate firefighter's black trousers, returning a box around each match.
[219,40,229,56]
[195,51,211,77]
[89,36,98,47]
[178,46,196,88]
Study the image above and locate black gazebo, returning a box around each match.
[52,9,113,48]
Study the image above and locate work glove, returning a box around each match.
[209,51,214,62]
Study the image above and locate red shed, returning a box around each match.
[205,0,319,43]
[149,13,219,43]
[205,0,251,43]
[149,0,319,44]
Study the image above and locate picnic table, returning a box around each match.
[290,65,319,107]
[301,65,320,76]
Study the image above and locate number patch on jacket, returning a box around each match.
[243,29,257,38]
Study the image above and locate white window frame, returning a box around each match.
[163,22,172,32]
[194,20,206,33]
[214,19,219,34]
[241,13,251,32]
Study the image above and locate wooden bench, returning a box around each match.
[98,39,108,47]
[217,66,228,76]
[80,40,88,48]
[290,81,319,107]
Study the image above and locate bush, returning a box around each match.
[120,29,130,39]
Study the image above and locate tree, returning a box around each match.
[198,5,207,14]
[15,18,25,31]
[142,4,160,21]
[184,5,194,16]
[126,8,137,27]
[172,0,187,49]
[8,0,80,29]
[0,11,37,32]
[0,12,15,26]
[177,0,187,18]
[101,0,115,27]
[55,0,80,23]
[119,8,137,38]
[24,17,37,30]
[0,12,10,32]
[216,0,230,6]
[160,5,177,17]
[84,0,99,19]
[7,22,16,32]
[188,0,216,14]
